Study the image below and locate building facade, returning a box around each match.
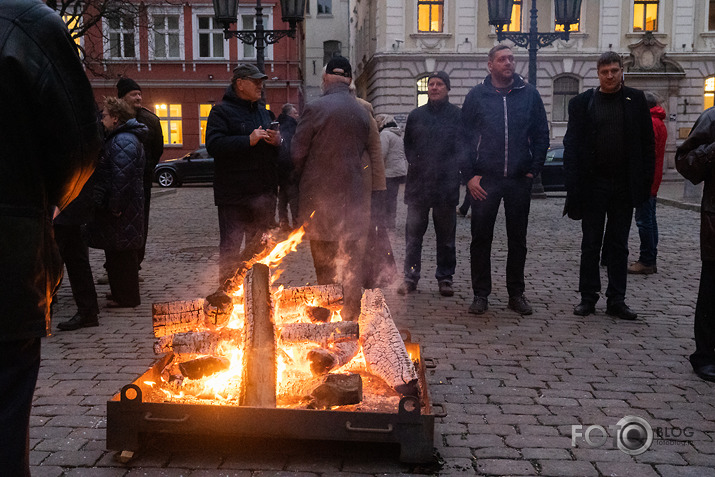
[351,0,715,170]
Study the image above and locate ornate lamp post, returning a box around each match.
[213,0,306,74]
[487,0,581,197]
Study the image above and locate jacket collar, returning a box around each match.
[222,85,260,111]
[322,82,351,96]
[483,73,526,92]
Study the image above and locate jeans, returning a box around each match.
[403,204,456,285]
[579,177,633,306]
[690,261,715,370]
[469,176,532,298]
[634,196,658,266]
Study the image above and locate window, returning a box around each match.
[323,41,341,65]
[242,15,256,58]
[416,76,429,107]
[552,76,579,122]
[156,104,183,145]
[705,77,715,111]
[633,0,658,31]
[418,0,443,33]
[152,14,181,59]
[197,15,226,59]
[63,15,82,47]
[506,0,522,32]
[317,0,331,15]
[199,104,213,145]
[107,14,136,59]
[710,0,715,31]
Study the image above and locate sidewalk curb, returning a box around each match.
[152,188,178,199]
[657,196,700,213]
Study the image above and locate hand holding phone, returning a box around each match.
[269,121,280,130]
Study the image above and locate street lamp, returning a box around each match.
[487,0,581,197]
[213,0,306,74]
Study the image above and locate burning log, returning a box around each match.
[359,289,419,397]
[152,299,206,337]
[153,329,242,355]
[306,306,331,323]
[308,373,363,409]
[239,263,277,407]
[279,321,359,347]
[222,232,277,294]
[307,341,360,375]
[274,284,344,319]
[204,290,234,328]
[179,356,231,380]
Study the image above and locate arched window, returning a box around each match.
[705,77,715,110]
[416,76,429,107]
[633,0,658,32]
[552,76,579,122]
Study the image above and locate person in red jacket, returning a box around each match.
[629,92,668,274]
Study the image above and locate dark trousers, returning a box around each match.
[579,178,633,305]
[470,176,532,298]
[54,224,99,318]
[137,186,152,266]
[0,338,41,477]
[690,261,715,370]
[218,195,276,284]
[384,177,404,229]
[404,204,456,285]
[634,196,658,266]
[459,186,471,215]
[105,249,140,306]
[277,182,299,228]
[310,239,365,321]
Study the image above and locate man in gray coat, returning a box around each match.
[291,56,386,321]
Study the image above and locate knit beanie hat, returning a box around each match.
[116,77,142,98]
[428,71,451,91]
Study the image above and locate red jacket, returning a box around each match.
[650,106,668,196]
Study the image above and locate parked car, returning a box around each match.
[541,144,565,192]
[154,148,215,187]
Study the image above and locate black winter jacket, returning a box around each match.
[206,86,281,205]
[403,98,462,207]
[0,0,101,340]
[85,119,147,251]
[563,86,655,214]
[136,107,164,189]
[460,74,549,180]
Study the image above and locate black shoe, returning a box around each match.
[694,364,715,382]
[397,281,417,295]
[438,281,454,297]
[468,296,488,314]
[573,301,596,316]
[606,302,637,321]
[57,313,99,331]
[508,295,533,315]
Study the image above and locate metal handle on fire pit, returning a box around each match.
[423,357,437,369]
[345,421,394,434]
[143,413,190,423]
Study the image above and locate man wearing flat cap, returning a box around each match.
[291,56,385,321]
[398,70,462,299]
[206,64,282,284]
[116,77,164,270]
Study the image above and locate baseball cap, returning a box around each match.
[326,56,352,78]
[232,64,268,82]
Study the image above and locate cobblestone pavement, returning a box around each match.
[34,184,715,476]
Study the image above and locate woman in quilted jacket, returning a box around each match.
[86,97,147,307]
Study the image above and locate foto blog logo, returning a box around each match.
[572,416,653,456]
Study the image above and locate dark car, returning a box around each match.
[154,147,214,187]
[541,144,565,192]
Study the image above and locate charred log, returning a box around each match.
[274,284,344,319]
[308,373,363,409]
[221,232,277,294]
[204,290,234,327]
[306,306,331,323]
[307,341,360,376]
[178,356,231,380]
[359,289,419,397]
[279,321,359,347]
[152,299,206,338]
[154,329,242,355]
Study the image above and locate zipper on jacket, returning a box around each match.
[502,95,509,177]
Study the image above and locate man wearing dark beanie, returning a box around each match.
[116,77,164,273]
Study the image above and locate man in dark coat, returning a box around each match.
[277,103,300,230]
[398,71,462,298]
[563,51,655,321]
[460,45,550,316]
[675,108,715,382]
[291,56,386,321]
[117,77,164,269]
[0,0,102,473]
[206,64,282,284]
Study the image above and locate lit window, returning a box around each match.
[633,0,658,32]
[107,14,136,59]
[709,0,715,31]
[506,0,522,32]
[705,77,715,110]
[552,76,579,122]
[199,104,213,145]
[418,0,443,33]
[63,15,82,47]
[153,14,181,59]
[156,104,183,145]
[416,76,429,107]
[198,16,225,58]
[318,0,332,14]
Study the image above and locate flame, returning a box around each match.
[258,227,305,269]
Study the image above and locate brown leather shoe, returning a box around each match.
[628,261,657,274]
[438,281,454,297]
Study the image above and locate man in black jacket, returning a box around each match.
[398,71,462,297]
[563,51,655,321]
[460,45,550,316]
[0,0,102,473]
[206,64,282,284]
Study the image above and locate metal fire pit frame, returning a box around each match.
[107,342,441,463]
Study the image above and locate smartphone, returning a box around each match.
[269,121,280,130]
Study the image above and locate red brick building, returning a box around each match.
[86,0,303,160]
